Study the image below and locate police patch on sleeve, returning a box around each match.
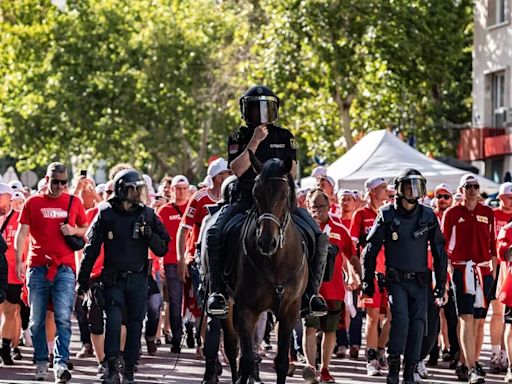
[290,139,297,149]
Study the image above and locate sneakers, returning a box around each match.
[55,364,72,383]
[475,362,486,377]
[468,367,485,384]
[12,347,23,360]
[455,363,469,382]
[501,351,510,373]
[335,346,347,358]
[378,348,388,370]
[367,359,381,376]
[319,367,336,383]
[416,360,428,379]
[491,352,502,373]
[303,365,319,384]
[97,361,108,379]
[34,362,49,381]
[349,345,360,359]
[505,367,512,383]
[76,343,94,358]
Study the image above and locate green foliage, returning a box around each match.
[0,0,473,180]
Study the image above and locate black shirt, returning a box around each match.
[227,124,297,200]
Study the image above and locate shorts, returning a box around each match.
[505,306,512,324]
[358,278,388,309]
[6,284,22,305]
[304,301,342,333]
[452,269,493,319]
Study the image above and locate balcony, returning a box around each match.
[458,128,506,160]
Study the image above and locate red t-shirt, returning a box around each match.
[157,202,188,265]
[442,202,496,272]
[329,203,341,219]
[494,208,512,237]
[20,193,87,273]
[319,217,355,301]
[341,216,352,230]
[497,222,512,262]
[85,207,104,279]
[350,206,385,273]
[2,210,25,284]
[180,188,216,260]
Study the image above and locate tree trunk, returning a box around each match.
[333,85,354,149]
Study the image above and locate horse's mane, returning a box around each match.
[259,158,297,209]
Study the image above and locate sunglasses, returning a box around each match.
[436,194,452,200]
[51,179,67,186]
[105,190,114,195]
[463,184,480,190]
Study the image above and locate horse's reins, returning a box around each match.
[243,176,307,314]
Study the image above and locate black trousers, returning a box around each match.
[419,287,440,360]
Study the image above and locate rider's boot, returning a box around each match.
[201,358,219,384]
[302,232,329,317]
[206,241,228,319]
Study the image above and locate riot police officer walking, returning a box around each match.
[206,85,330,319]
[361,169,447,384]
[78,170,170,384]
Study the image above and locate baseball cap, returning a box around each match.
[171,175,189,188]
[459,174,478,188]
[8,180,23,191]
[499,182,512,197]
[311,166,328,178]
[337,189,355,199]
[365,177,386,192]
[12,191,25,201]
[0,183,14,196]
[318,175,335,188]
[434,183,453,196]
[208,158,230,179]
[95,183,106,195]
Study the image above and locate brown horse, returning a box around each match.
[221,152,308,384]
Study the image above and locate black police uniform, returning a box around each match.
[78,199,169,381]
[0,235,7,304]
[206,124,328,314]
[362,201,447,384]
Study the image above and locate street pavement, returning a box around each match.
[0,319,506,383]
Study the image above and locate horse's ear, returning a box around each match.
[282,156,293,175]
[248,149,263,174]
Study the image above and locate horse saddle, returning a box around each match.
[291,213,315,261]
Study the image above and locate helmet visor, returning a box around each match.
[125,180,149,204]
[242,96,279,125]
[397,176,426,200]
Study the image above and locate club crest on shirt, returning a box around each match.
[476,215,488,224]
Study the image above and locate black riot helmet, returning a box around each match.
[239,85,280,127]
[113,169,147,203]
[394,168,426,204]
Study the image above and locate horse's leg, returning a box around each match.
[236,308,259,384]
[275,310,298,384]
[221,307,239,384]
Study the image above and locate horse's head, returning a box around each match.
[249,150,296,257]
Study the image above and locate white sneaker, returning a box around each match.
[468,368,485,384]
[501,350,509,372]
[505,367,512,382]
[34,362,49,381]
[24,329,33,347]
[367,359,381,376]
[414,371,423,382]
[491,352,502,373]
[54,364,72,383]
[417,360,428,379]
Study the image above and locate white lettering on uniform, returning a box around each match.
[40,208,68,219]
[270,144,285,148]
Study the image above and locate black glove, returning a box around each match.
[327,243,340,259]
[0,290,5,304]
[433,283,445,299]
[142,224,153,240]
[362,281,374,297]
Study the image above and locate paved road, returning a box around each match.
[0,320,506,383]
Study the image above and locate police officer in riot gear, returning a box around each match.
[361,169,447,384]
[206,85,330,319]
[77,170,170,384]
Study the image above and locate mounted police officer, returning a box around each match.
[206,85,330,319]
[361,169,447,384]
[77,170,170,384]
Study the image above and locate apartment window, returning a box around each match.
[492,71,506,127]
[488,0,507,26]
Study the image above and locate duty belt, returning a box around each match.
[386,269,429,284]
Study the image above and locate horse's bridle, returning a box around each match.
[254,176,291,255]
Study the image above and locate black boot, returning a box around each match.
[201,358,219,384]
[103,358,121,384]
[122,364,135,384]
[302,233,329,317]
[387,354,401,384]
[206,244,228,318]
[0,339,14,366]
[403,362,417,384]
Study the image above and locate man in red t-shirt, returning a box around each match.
[338,189,357,230]
[442,174,496,382]
[350,176,389,375]
[489,182,512,372]
[158,175,190,353]
[302,189,360,383]
[15,163,88,382]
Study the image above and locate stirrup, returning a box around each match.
[207,292,228,318]
[309,294,328,317]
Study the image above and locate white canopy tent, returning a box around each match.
[301,130,499,193]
